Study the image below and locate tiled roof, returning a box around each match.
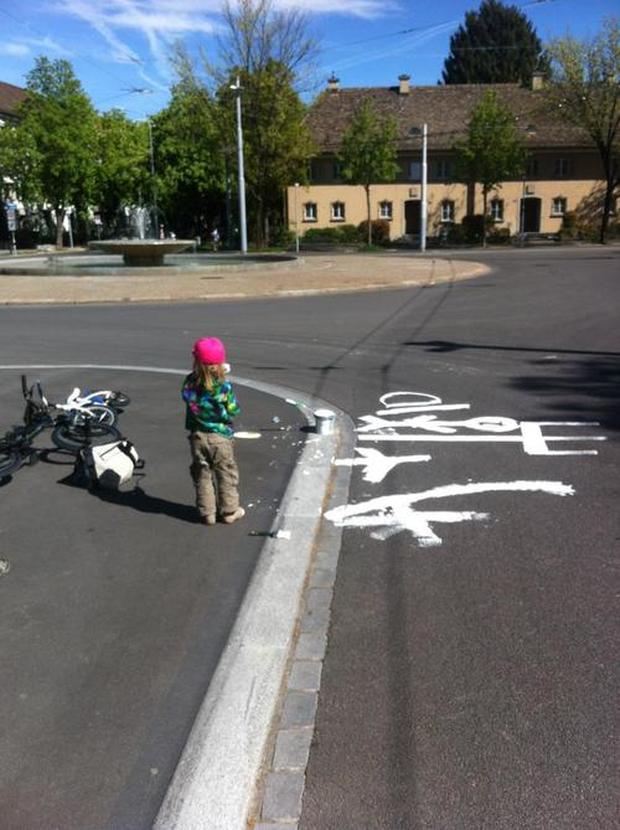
[0,81,26,118]
[307,83,592,152]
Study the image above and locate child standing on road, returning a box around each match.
[182,337,245,525]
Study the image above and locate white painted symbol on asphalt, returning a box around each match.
[335,447,431,483]
[328,391,606,547]
[325,480,575,546]
[356,392,605,456]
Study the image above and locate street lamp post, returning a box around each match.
[408,124,428,251]
[294,183,300,253]
[420,123,428,253]
[230,76,248,254]
[147,119,157,210]
[519,174,527,244]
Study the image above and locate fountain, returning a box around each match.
[0,205,297,277]
[87,205,194,266]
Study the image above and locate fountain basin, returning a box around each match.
[88,239,194,266]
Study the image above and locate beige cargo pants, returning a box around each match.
[189,431,240,520]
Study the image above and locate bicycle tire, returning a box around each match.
[0,448,21,479]
[51,423,121,452]
[109,391,130,409]
[79,404,117,427]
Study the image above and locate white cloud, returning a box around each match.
[277,0,392,18]
[1,43,31,57]
[55,0,399,88]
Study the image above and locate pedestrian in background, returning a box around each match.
[182,337,245,525]
[210,226,220,251]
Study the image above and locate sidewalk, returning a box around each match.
[0,252,488,305]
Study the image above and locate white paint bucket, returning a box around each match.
[314,408,336,435]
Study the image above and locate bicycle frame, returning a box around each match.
[40,387,116,426]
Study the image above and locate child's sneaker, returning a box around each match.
[201,514,217,526]
[222,507,245,524]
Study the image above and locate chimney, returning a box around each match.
[398,74,411,95]
[531,71,545,91]
[327,73,340,93]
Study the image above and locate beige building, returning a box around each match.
[287,73,606,241]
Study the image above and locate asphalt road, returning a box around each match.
[0,370,304,829]
[0,246,618,829]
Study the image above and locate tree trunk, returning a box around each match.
[466,180,475,215]
[365,185,371,246]
[482,189,488,248]
[599,177,614,244]
[55,208,66,249]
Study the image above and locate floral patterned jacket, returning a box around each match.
[182,373,240,436]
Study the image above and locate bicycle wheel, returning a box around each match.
[109,391,131,409]
[81,404,117,427]
[0,448,21,479]
[51,423,121,452]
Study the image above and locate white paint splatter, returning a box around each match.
[325,480,575,546]
[335,447,431,483]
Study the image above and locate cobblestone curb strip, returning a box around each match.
[155,379,356,830]
[251,413,356,830]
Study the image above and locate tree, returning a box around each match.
[339,101,399,246]
[94,110,150,233]
[442,0,548,86]
[151,80,226,239]
[217,0,317,84]
[216,60,314,245]
[454,90,527,244]
[13,57,98,247]
[545,18,620,243]
[172,0,317,246]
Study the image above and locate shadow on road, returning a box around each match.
[402,340,620,432]
[510,355,620,432]
[57,463,199,524]
[402,339,620,358]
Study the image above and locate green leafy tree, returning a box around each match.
[216,60,314,246]
[442,0,548,86]
[94,110,150,232]
[339,100,399,246]
[172,0,316,246]
[12,57,98,247]
[0,122,37,202]
[545,18,620,243]
[454,89,527,244]
[151,80,226,239]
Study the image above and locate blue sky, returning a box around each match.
[0,0,616,120]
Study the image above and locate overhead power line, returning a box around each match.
[323,0,560,52]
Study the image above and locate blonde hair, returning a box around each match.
[193,358,226,392]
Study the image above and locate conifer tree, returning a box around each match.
[442,0,548,86]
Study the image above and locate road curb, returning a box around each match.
[154,378,354,830]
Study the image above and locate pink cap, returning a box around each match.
[193,337,226,365]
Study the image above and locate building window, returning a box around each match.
[440,200,455,223]
[526,158,539,178]
[303,202,317,221]
[331,201,345,221]
[490,199,504,222]
[554,158,569,177]
[379,200,393,220]
[409,161,421,181]
[435,160,451,180]
[332,162,342,180]
[551,196,567,216]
